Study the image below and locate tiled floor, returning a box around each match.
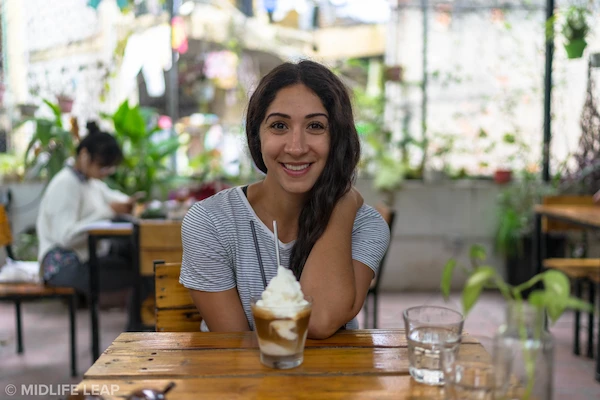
[0,291,598,399]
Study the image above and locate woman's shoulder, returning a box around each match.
[44,168,81,193]
[183,187,247,227]
[354,204,391,234]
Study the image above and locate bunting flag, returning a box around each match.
[171,16,188,54]
[87,0,131,12]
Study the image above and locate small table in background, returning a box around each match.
[86,221,134,362]
[533,203,600,381]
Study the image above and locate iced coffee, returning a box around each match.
[251,266,312,369]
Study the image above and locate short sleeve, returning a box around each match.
[351,206,391,274]
[179,203,235,292]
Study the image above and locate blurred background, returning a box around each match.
[0,1,599,397]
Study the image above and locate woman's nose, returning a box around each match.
[284,127,308,156]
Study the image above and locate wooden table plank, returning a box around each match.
[107,330,480,352]
[73,375,445,400]
[86,345,489,379]
[534,204,600,228]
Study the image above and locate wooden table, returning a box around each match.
[74,329,489,399]
[533,204,600,382]
[86,222,134,362]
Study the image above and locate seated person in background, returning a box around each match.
[179,61,391,339]
[37,122,136,297]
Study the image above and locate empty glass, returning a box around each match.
[403,305,464,385]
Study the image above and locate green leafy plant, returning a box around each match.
[495,172,556,258]
[21,99,76,182]
[103,100,181,199]
[441,244,591,320]
[441,244,592,400]
[561,6,590,59]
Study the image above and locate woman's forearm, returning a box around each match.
[300,194,361,338]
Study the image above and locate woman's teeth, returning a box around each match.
[284,164,310,171]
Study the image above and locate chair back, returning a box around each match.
[542,195,594,233]
[154,261,202,332]
[371,204,396,292]
[0,205,14,259]
[138,220,183,276]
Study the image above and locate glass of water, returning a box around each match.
[403,305,464,385]
[443,359,497,400]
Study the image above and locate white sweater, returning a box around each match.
[36,167,129,263]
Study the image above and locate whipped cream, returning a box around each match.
[256,266,309,318]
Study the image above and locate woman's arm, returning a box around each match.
[189,289,250,332]
[180,203,250,332]
[299,189,373,339]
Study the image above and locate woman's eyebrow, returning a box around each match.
[305,113,328,119]
[266,112,290,121]
[265,112,329,121]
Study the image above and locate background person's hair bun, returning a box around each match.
[86,121,101,135]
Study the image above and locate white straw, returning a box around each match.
[273,220,281,267]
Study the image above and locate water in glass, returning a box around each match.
[407,326,461,385]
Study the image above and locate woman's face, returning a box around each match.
[79,149,117,180]
[260,84,330,196]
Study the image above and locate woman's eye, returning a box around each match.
[270,122,287,131]
[307,122,326,132]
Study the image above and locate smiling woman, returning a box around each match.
[179,60,390,339]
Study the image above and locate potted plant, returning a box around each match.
[103,100,181,199]
[441,245,592,399]
[494,171,567,287]
[56,93,75,113]
[21,99,76,182]
[561,6,590,59]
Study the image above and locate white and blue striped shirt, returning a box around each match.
[179,186,390,331]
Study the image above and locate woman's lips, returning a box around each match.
[281,163,312,177]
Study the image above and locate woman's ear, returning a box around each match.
[80,149,90,166]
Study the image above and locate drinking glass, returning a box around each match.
[403,305,464,385]
[251,296,312,369]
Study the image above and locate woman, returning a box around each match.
[37,122,136,294]
[180,60,390,339]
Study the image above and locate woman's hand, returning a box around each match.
[110,201,134,215]
[594,190,600,204]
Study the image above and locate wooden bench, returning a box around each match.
[0,274,78,377]
[0,204,77,376]
[153,261,202,332]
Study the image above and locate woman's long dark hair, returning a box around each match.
[246,60,361,279]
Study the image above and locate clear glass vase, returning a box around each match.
[493,302,554,400]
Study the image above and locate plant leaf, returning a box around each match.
[462,266,496,315]
[441,259,457,300]
[469,244,486,262]
[542,270,570,299]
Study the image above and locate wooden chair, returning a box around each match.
[153,261,202,332]
[362,204,396,329]
[0,204,77,376]
[540,195,599,358]
[136,220,183,328]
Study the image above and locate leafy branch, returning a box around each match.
[441,244,591,321]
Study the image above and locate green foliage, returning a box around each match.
[103,100,181,199]
[21,99,75,182]
[495,172,557,257]
[441,245,592,322]
[354,88,406,192]
[562,6,590,41]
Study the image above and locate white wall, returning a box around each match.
[357,178,503,291]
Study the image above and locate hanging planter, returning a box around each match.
[564,38,587,59]
[56,95,74,114]
[561,6,590,60]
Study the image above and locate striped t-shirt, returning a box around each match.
[179,186,390,331]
